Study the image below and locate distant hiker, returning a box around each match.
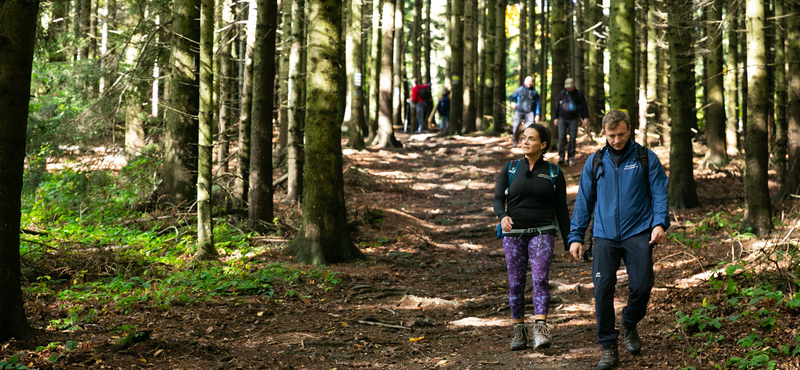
[567,109,669,370]
[410,78,431,133]
[436,88,450,131]
[508,76,541,147]
[553,78,589,166]
[493,124,570,352]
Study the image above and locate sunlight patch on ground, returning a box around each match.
[397,295,460,309]
[674,269,716,288]
[450,316,512,327]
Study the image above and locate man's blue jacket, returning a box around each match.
[567,141,670,245]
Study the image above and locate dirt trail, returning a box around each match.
[12,132,716,369]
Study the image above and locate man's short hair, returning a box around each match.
[602,109,630,130]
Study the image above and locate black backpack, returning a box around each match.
[418,86,430,102]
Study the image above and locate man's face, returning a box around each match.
[604,122,630,151]
[524,77,533,88]
[566,85,575,92]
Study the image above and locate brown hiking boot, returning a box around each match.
[597,345,619,370]
[509,323,528,351]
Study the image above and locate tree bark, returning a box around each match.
[276,0,292,167]
[551,0,568,119]
[197,0,216,259]
[702,0,727,167]
[367,0,382,143]
[373,0,401,147]
[234,1,256,206]
[286,0,305,202]
[574,0,584,90]
[462,0,476,133]
[218,0,235,174]
[636,0,648,145]
[725,0,740,156]
[161,0,200,206]
[667,0,700,209]
[520,3,527,83]
[491,0,505,134]
[287,0,364,265]
[413,0,422,81]
[449,0,464,134]
[424,0,432,87]
[124,12,145,160]
[786,0,800,197]
[527,0,536,87]
[540,0,549,121]
[476,0,486,129]
[655,0,668,145]
[483,0,495,130]
[609,0,635,127]
[248,0,278,232]
[772,0,787,198]
[392,3,404,128]
[741,0,772,235]
[0,0,38,341]
[585,0,598,130]
[347,0,367,149]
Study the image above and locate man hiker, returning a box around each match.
[410,78,430,133]
[567,109,669,370]
[508,76,540,147]
[553,77,589,166]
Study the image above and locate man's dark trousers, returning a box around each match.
[557,118,579,162]
[415,102,427,133]
[592,231,654,346]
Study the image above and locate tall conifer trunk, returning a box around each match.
[703,0,728,167]
[197,0,216,258]
[463,0,476,133]
[725,0,740,155]
[772,0,787,198]
[373,0,401,147]
[483,0,495,130]
[609,0,635,126]
[286,0,305,201]
[449,0,464,134]
[491,0,505,134]
[786,0,800,197]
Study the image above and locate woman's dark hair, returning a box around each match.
[526,123,552,153]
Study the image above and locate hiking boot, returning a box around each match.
[622,325,642,355]
[532,321,552,349]
[568,159,575,166]
[509,323,528,351]
[597,345,619,370]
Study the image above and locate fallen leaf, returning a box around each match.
[206,326,214,334]
[154,349,164,357]
[409,336,424,342]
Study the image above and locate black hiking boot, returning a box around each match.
[622,325,642,355]
[509,323,528,351]
[597,344,619,370]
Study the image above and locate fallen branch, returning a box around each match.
[357,320,412,331]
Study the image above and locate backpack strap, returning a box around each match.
[637,146,651,201]
[548,162,559,193]
[591,147,607,200]
[505,160,521,196]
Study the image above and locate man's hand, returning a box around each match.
[569,242,584,261]
[501,217,514,232]
[511,102,516,110]
[649,225,665,245]
[554,118,559,126]
[535,115,540,123]
[583,118,589,127]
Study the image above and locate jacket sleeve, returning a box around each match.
[534,90,541,116]
[553,89,562,119]
[555,170,571,249]
[509,86,521,103]
[568,155,597,245]
[648,150,670,230]
[493,162,511,221]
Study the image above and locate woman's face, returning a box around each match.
[520,128,546,156]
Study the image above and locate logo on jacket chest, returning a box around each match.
[537,174,551,180]
[624,164,638,171]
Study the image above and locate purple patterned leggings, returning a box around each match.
[502,234,555,319]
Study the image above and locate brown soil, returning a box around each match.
[4,131,799,369]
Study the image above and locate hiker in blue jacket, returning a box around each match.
[567,109,669,370]
[493,124,570,352]
[508,76,540,147]
[553,78,589,166]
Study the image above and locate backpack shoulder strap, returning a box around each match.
[591,147,607,199]
[507,160,521,185]
[548,163,559,193]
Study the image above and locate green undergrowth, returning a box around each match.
[672,241,800,369]
[668,211,755,249]
[19,158,342,330]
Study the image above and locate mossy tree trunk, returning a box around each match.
[491,0,505,134]
[703,0,728,168]
[741,0,772,235]
[161,0,200,207]
[248,0,278,232]
[609,0,635,126]
[287,0,364,265]
[0,0,38,341]
[197,0,217,259]
[786,0,800,197]
[667,0,700,209]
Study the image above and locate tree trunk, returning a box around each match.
[218,0,235,174]
[161,0,200,206]
[413,0,422,81]
[392,3,404,129]
[445,0,452,88]
[636,0,648,145]
[772,0,787,198]
[197,0,216,259]
[286,0,305,202]
[725,0,740,155]
[540,0,549,121]
[424,0,432,86]
[586,0,598,130]
[527,0,536,87]
[234,0,256,206]
[483,0,495,130]
[248,0,278,232]
[476,0,486,129]
[287,0,364,265]
[703,0,727,167]
[786,0,800,197]
[656,0,668,145]
[0,0,37,342]
[667,0,700,209]
[551,0,568,118]
[449,0,464,134]
[741,0,772,235]
[124,14,146,160]
[739,8,747,136]
[491,0,505,134]
[574,0,584,90]
[373,0,401,147]
[609,0,635,127]
[347,0,366,149]
[520,3,527,83]
[367,0,382,143]
[276,0,292,167]
[462,0,476,133]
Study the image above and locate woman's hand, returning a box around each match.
[501,217,514,232]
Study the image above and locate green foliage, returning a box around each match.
[676,300,723,333]
[668,212,748,248]
[0,355,31,370]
